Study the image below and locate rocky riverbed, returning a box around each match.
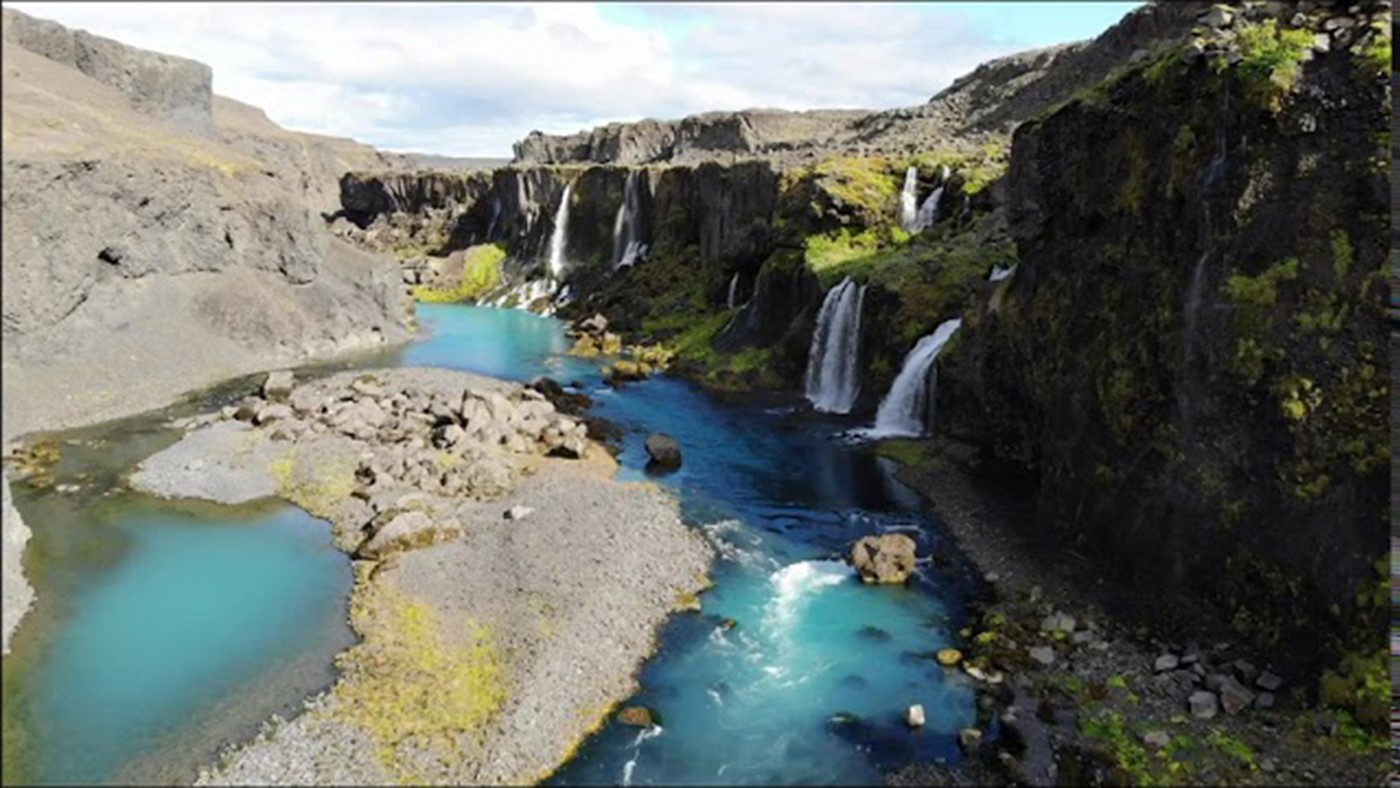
[127,366,714,784]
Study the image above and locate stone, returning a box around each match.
[1219,677,1255,715]
[1040,612,1075,634]
[1232,659,1259,683]
[576,313,608,335]
[432,423,466,449]
[233,398,263,421]
[350,376,385,398]
[644,433,683,468]
[550,434,587,460]
[1255,691,1275,710]
[1313,32,1332,51]
[1202,5,1235,27]
[617,706,654,727]
[1071,630,1094,645]
[848,533,917,584]
[504,505,534,521]
[1323,14,1356,29]
[964,664,1004,684]
[957,727,982,750]
[289,387,323,416]
[254,403,293,425]
[1154,653,1180,672]
[1143,730,1171,750]
[357,511,461,559]
[904,704,926,728]
[262,370,295,401]
[1256,671,1283,691]
[1028,645,1055,666]
[606,360,647,384]
[936,648,962,667]
[1188,690,1219,719]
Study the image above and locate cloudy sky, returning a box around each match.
[6,2,1141,157]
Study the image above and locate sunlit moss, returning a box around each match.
[412,244,507,304]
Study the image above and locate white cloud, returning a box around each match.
[3,1,1108,157]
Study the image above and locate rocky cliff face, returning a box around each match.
[511,2,1206,167]
[1,10,413,440]
[939,0,1390,673]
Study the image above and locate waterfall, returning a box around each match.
[914,186,943,233]
[804,277,867,414]
[485,198,501,241]
[613,170,646,269]
[727,273,741,309]
[898,166,919,231]
[548,183,573,279]
[871,318,962,437]
[989,264,1016,282]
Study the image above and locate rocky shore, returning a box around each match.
[879,439,1388,786]
[129,367,713,784]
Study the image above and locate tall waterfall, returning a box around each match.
[548,183,573,279]
[727,273,741,309]
[898,166,919,232]
[913,186,943,233]
[486,197,501,240]
[871,318,962,436]
[804,277,867,414]
[613,170,646,269]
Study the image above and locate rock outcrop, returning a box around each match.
[0,9,413,440]
[1,473,33,655]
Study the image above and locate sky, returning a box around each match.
[4,2,1142,158]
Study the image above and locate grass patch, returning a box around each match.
[412,244,506,304]
[874,439,932,469]
[267,448,358,520]
[1228,18,1316,112]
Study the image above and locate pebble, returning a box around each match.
[1154,653,1179,672]
[957,727,982,750]
[907,704,926,728]
[1189,690,1219,719]
[1029,645,1055,666]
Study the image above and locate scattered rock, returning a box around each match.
[1143,730,1171,750]
[906,704,926,729]
[1202,5,1234,27]
[1256,671,1282,691]
[1189,690,1219,719]
[263,370,295,401]
[1218,677,1255,715]
[644,433,683,468]
[849,533,917,584]
[357,511,461,559]
[957,727,982,750]
[1040,612,1075,634]
[1154,653,1180,672]
[617,706,654,727]
[504,505,535,521]
[255,403,293,425]
[1028,645,1055,666]
[1255,691,1275,710]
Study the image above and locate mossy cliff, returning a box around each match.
[939,9,1390,682]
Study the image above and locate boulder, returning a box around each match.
[848,533,916,584]
[1218,677,1255,715]
[906,704,926,728]
[254,403,293,425]
[606,360,647,385]
[263,370,295,401]
[1154,654,1180,672]
[1188,690,1219,719]
[936,648,963,667]
[644,433,683,468]
[288,387,323,416]
[357,511,461,559]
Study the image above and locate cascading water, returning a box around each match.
[804,277,867,414]
[913,185,943,233]
[613,170,647,269]
[898,166,919,232]
[548,183,573,279]
[988,264,1016,282]
[727,273,741,309]
[486,198,501,241]
[870,317,962,437]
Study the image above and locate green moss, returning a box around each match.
[1356,24,1392,79]
[268,448,358,520]
[804,227,907,285]
[411,244,506,304]
[1229,19,1315,112]
[1222,257,1300,337]
[333,581,507,780]
[1318,649,1389,735]
[1329,229,1353,280]
[873,439,931,469]
[810,156,901,218]
[1114,130,1151,215]
[1080,711,1159,785]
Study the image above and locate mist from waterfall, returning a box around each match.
[548,183,573,279]
[613,169,647,269]
[804,277,867,414]
[870,318,962,437]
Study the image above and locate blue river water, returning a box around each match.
[407,304,981,785]
[5,302,978,785]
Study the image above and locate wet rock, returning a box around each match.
[606,360,648,385]
[504,505,535,521]
[936,648,963,667]
[617,706,654,727]
[1028,645,1055,666]
[849,533,917,584]
[576,313,608,335]
[644,433,683,468]
[1255,691,1275,710]
[1256,671,1282,691]
[263,370,295,401]
[1189,690,1219,719]
[357,511,461,559]
[1154,653,1180,672]
[905,704,926,728]
[958,727,982,750]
